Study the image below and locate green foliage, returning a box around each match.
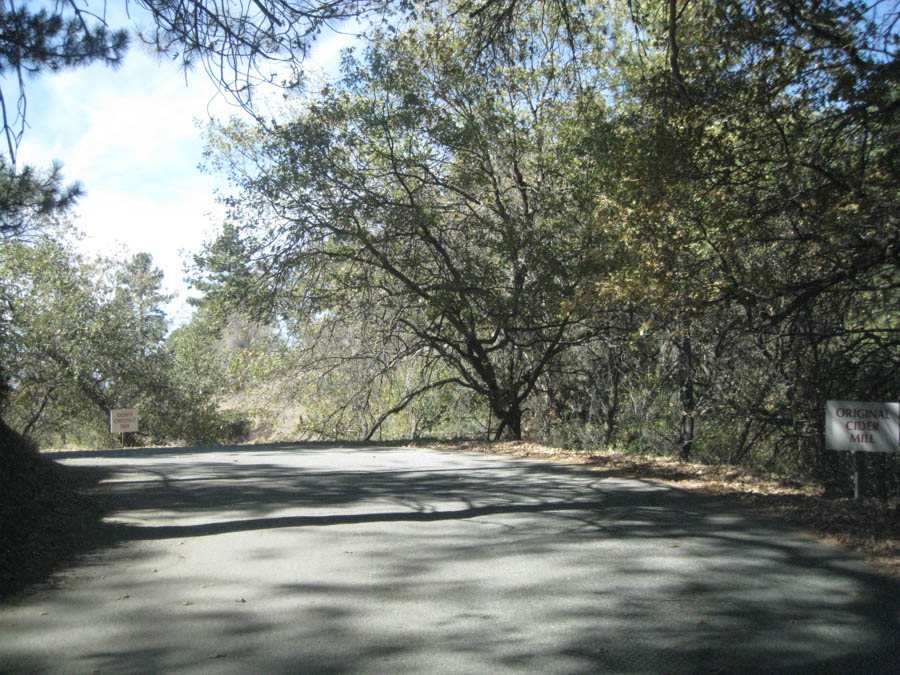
[274,315,486,441]
[0,159,84,240]
[0,228,246,447]
[198,1,625,440]
[0,0,871,495]
[185,0,899,494]
[587,0,900,489]
[0,0,127,461]
[167,303,299,441]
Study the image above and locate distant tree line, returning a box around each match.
[1,1,897,497]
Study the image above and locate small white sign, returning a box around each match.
[825,401,899,453]
[110,408,139,434]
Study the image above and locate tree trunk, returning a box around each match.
[602,360,622,448]
[678,331,695,461]
[493,395,523,441]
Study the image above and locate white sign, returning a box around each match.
[825,401,899,453]
[110,408,139,434]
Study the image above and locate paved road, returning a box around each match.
[1,445,898,673]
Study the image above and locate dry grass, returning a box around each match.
[415,440,900,578]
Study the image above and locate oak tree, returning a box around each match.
[197,3,620,439]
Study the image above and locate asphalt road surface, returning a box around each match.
[1,444,898,673]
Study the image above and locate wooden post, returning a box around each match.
[852,451,866,500]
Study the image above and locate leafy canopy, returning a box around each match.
[197,0,624,438]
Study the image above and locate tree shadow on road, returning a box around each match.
[5,443,900,673]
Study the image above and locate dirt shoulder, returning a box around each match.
[413,440,900,578]
[0,451,107,600]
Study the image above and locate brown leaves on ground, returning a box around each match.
[415,440,900,578]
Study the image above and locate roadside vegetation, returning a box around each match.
[188,0,899,499]
[1,1,898,594]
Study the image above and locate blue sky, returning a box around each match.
[17,8,355,324]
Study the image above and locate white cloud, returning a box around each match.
[15,16,364,327]
[26,47,227,195]
[68,86,201,178]
[74,181,225,324]
[17,44,234,325]
[307,23,362,78]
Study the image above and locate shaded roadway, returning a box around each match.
[1,444,898,673]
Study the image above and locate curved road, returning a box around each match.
[1,444,898,673]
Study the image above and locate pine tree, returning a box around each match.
[0,0,127,457]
